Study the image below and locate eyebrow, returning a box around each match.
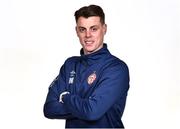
[78,25,99,29]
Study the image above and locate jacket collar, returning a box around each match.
[80,43,111,66]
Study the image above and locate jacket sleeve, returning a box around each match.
[43,64,74,119]
[63,62,130,121]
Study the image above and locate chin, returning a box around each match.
[86,49,94,53]
[84,48,95,54]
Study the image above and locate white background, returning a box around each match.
[0,0,179,129]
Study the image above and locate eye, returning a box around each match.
[79,27,86,33]
[91,27,98,32]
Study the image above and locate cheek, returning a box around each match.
[95,32,104,40]
[92,32,101,38]
[78,35,85,44]
[77,34,84,40]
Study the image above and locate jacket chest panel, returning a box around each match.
[66,63,100,96]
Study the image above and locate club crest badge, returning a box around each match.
[87,71,96,85]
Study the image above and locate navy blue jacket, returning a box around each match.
[43,44,130,128]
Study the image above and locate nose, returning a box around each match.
[85,30,91,38]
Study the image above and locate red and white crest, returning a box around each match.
[87,72,96,85]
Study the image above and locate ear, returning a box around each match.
[103,24,107,34]
[75,26,79,37]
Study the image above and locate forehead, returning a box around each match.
[76,16,102,27]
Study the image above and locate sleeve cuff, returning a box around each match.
[62,93,71,104]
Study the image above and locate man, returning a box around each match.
[43,4,130,128]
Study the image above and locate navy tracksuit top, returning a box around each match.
[44,44,130,128]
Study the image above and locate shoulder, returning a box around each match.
[106,55,129,72]
[99,55,130,80]
[100,55,130,83]
[59,56,80,75]
[64,56,80,65]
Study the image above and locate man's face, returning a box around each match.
[76,16,107,55]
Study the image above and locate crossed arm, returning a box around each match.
[43,63,129,121]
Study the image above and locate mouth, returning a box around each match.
[84,40,94,46]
